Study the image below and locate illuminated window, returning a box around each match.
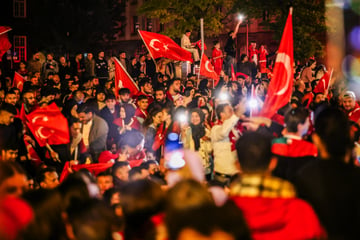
[13,0,26,18]
[13,36,27,62]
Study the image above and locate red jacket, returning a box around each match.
[231,196,326,240]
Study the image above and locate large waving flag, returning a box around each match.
[13,71,25,92]
[259,8,293,118]
[0,26,12,61]
[138,30,193,63]
[199,53,220,85]
[26,103,70,147]
[113,57,139,97]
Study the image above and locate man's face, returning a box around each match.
[59,56,66,64]
[23,92,36,106]
[30,77,39,86]
[186,81,194,88]
[47,54,53,61]
[5,93,17,106]
[186,31,191,37]
[115,166,131,181]
[120,52,126,59]
[70,122,82,138]
[75,92,85,103]
[97,92,106,102]
[0,173,28,197]
[143,82,153,94]
[155,91,165,102]
[41,171,59,189]
[106,99,116,109]
[78,112,92,124]
[2,149,18,161]
[343,97,356,112]
[172,80,181,93]
[99,52,105,58]
[13,89,20,101]
[88,53,93,59]
[314,94,325,104]
[221,105,234,121]
[96,175,113,194]
[0,111,14,125]
[148,163,160,175]
[138,99,149,111]
[120,93,130,103]
[174,96,185,107]
[53,75,60,84]
[92,78,99,86]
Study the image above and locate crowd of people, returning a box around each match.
[0,36,360,240]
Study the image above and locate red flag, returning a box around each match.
[199,53,220,85]
[26,103,70,147]
[138,30,193,63]
[259,8,293,118]
[195,40,207,51]
[0,26,12,61]
[231,64,237,81]
[313,69,333,94]
[113,57,139,97]
[13,71,25,92]
[60,162,114,182]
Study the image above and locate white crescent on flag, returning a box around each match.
[205,61,214,73]
[32,116,48,124]
[36,127,53,140]
[149,39,161,51]
[275,52,292,96]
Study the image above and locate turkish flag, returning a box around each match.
[26,103,70,147]
[195,40,207,51]
[313,69,333,94]
[13,71,25,92]
[259,8,293,118]
[60,162,114,182]
[138,30,193,63]
[0,26,12,61]
[199,53,220,85]
[113,57,139,97]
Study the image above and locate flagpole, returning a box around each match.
[250,84,254,117]
[137,29,157,67]
[199,18,205,88]
[325,68,334,97]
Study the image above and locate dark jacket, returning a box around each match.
[294,159,360,239]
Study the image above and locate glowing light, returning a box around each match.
[238,14,245,21]
[219,93,229,101]
[168,133,179,141]
[177,114,187,123]
[349,26,360,51]
[166,151,186,170]
[248,98,258,109]
[342,55,360,82]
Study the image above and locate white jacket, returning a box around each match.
[211,114,239,175]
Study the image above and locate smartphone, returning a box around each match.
[164,133,185,170]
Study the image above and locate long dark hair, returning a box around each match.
[189,108,206,151]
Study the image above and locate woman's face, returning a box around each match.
[152,112,163,126]
[120,107,126,119]
[191,112,201,125]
